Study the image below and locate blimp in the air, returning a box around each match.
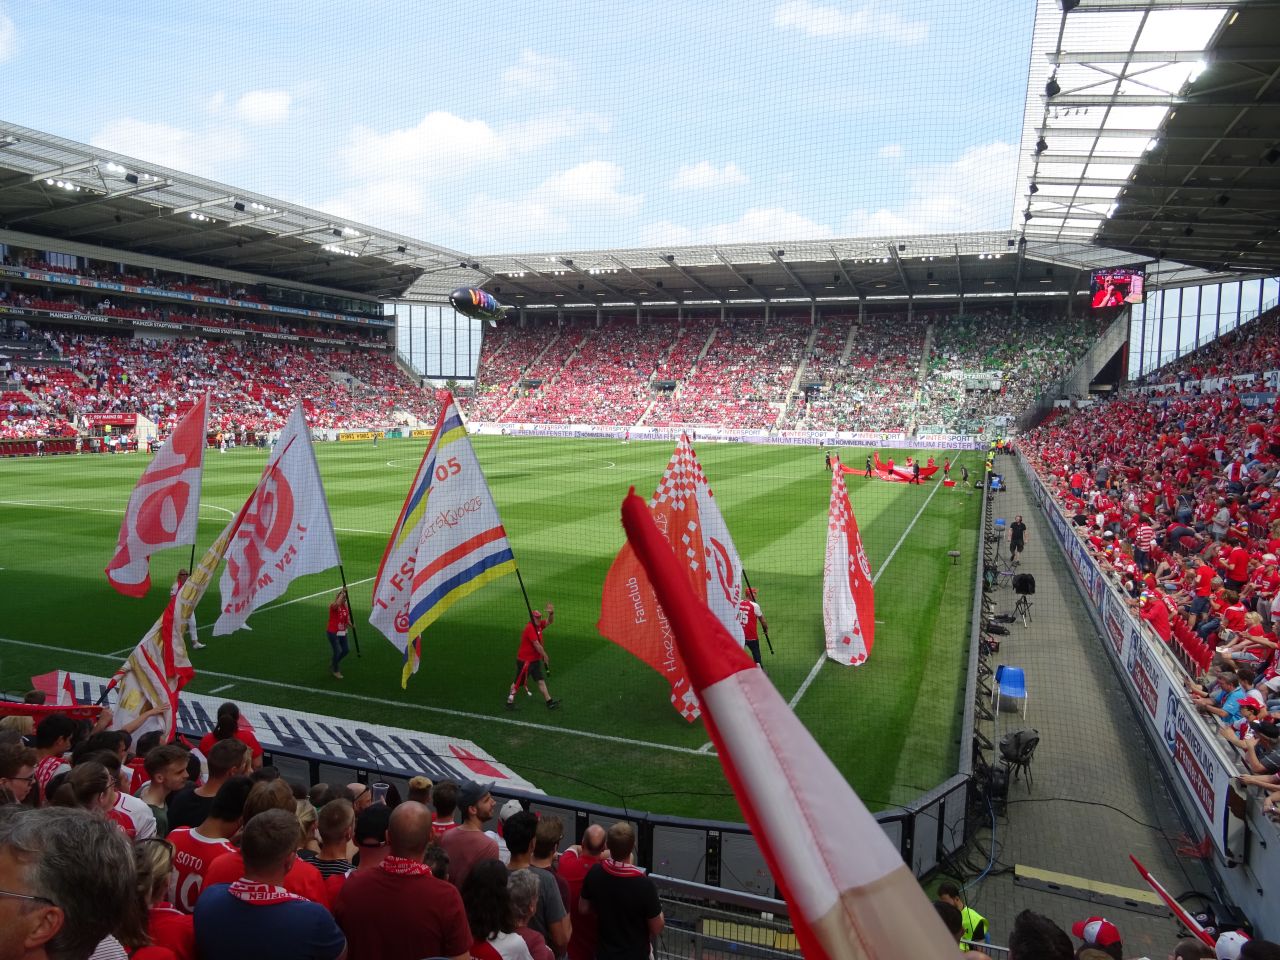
[449,287,514,327]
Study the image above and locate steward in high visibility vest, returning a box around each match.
[938,882,987,949]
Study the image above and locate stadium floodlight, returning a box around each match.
[124,173,139,185]
[1029,183,1039,194]
[1266,148,1280,165]
[1035,137,1048,155]
[1060,0,1079,11]
[1044,76,1060,98]
[397,245,407,253]
[1216,194,1229,206]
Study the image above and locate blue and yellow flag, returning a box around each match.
[369,396,516,686]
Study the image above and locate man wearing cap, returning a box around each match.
[351,804,392,874]
[1236,720,1280,776]
[507,604,561,711]
[439,780,498,888]
[736,588,768,669]
[1071,917,1124,960]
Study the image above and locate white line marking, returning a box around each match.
[787,478,945,711]
[0,499,386,537]
[108,647,134,658]
[599,460,616,470]
[209,683,235,694]
[193,576,378,634]
[0,636,713,758]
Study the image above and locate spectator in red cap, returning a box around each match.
[1071,917,1123,960]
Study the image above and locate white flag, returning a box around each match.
[106,394,208,597]
[213,404,341,635]
[823,464,876,665]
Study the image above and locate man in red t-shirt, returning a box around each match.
[506,604,559,710]
[334,801,470,960]
[736,589,768,668]
[559,825,608,960]
[168,776,252,913]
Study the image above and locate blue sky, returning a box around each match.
[0,0,1035,254]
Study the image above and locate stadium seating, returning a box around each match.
[4,327,428,439]
[1142,304,1280,386]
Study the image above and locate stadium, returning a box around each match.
[1,0,1279,957]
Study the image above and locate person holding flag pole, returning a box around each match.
[369,394,531,692]
[507,599,559,709]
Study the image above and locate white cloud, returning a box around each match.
[90,118,245,176]
[502,49,571,93]
[344,111,504,180]
[877,143,903,159]
[0,9,16,63]
[773,0,928,45]
[234,89,292,125]
[468,161,642,246]
[672,161,749,190]
[843,141,1018,235]
[641,206,834,246]
[342,109,608,183]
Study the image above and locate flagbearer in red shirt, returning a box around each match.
[737,588,768,668]
[507,604,560,710]
[327,589,352,680]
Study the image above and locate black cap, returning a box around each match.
[1250,720,1279,740]
[354,803,391,846]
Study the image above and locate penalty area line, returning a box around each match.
[786,477,945,712]
[0,636,714,759]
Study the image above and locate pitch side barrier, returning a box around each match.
[11,658,975,897]
[466,421,987,450]
[1019,454,1280,940]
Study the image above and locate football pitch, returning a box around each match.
[0,436,980,821]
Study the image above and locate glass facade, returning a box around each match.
[387,302,483,380]
[1128,276,1279,379]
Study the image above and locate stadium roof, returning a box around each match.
[419,231,1250,310]
[1016,0,1280,274]
[0,120,476,301]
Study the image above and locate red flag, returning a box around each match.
[823,463,875,665]
[598,435,745,723]
[1129,855,1215,948]
[29,670,77,706]
[619,490,954,959]
[106,395,209,597]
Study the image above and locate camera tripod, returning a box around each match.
[1014,592,1033,626]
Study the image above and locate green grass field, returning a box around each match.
[0,437,980,821]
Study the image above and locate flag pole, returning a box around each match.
[338,564,362,657]
[740,568,775,655]
[513,567,539,629]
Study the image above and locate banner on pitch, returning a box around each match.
[598,434,746,723]
[823,462,875,665]
[371,395,516,687]
[105,394,208,597]
[213,403,342,635]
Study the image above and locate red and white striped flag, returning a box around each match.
[106,394,209,597]
[823,462,876,665]
[619,489,954,959]
[108,504,245,740]
[598,434,745,723]
[213,403,342,636]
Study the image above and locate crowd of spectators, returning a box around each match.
[1142,306,1280,388]
[646,318,806,429]
[916,311,1104,431]
[3,327,428,438]
[1023,384,1280,822]
[792,317,926,432]
[4,253,382,324]
[0,700,668,960]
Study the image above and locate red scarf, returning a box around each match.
[600,858,646,878]
[227,879,306,905]
[379,855,433,877]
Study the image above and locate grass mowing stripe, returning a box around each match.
[0,634,715,758]
[787,476,945,711]
[195,575,377,635]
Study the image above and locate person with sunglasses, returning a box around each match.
[0,743,37,805]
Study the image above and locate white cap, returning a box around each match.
[498,798,523,822]
[1216,930,1250,960]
